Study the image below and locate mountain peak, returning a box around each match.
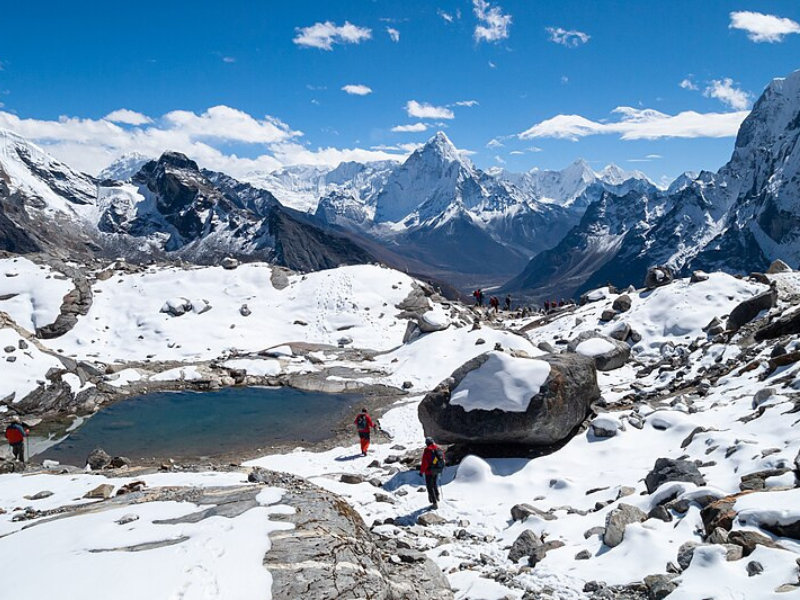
[419,131,461,163]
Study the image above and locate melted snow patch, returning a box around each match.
[450,352,550,412]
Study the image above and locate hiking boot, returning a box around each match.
[431,502,438,510]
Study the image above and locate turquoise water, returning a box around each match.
[41,386,362,464]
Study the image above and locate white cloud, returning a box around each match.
[646,154,663,159]
[342,84,373,96]
[293,21,372,50]
[561,75,569,85]
[222,56,236,63]
[703,78,752,111]
[473,0,511,43]
[494,155,506,164]
[405,100,455,120]
[488,61,496,69]
[519,106,749,141]
[392,123,428,133]
[509,150,524,155]
[486,138,504,149]
[104,109,153,126]
[0,105,406,177]
[453,100,479,107]
[679,78,698,91]
[546,27,590,47]
[438,9,454,23]
[729,11,800,43]
[386,27,400,42]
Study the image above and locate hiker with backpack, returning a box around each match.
[419,437,445,509]
[5,416,29,463]
[354,408,377,456]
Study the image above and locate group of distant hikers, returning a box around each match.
[354,408,445,509]
[472,289,512,313]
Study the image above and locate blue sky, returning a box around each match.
[0,0,798,182]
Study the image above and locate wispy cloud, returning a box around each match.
[703,78,752,111]
[386,27,400,42]
[392,123,428,133]
[509,150,524,155]
[104,109,153,126]
[293,21,372,50]
[222,56,236,63]
[437,9,457,23]
[473,0,511,43]
[342,84,373,96]
[486,138,504,149]
[729,11,800,43]
[0,106,407,176]
[519,106,749,141]
[679,78,698,91]
[494,155,506,164]
[546,27,590,47]
[405,100,455,120]
[453,100,479,107]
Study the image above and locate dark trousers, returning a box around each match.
[11,442,24,462]
[425,474,440,504]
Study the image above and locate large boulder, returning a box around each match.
[645,266,673,290]
[612,295,632,313]
[766,259,791,274]
[727,289,777,333]
[418,351,599,446]
[604,503,647,548]
[567,332,630,371]
[754,308,800,341]
[645,458,706,494]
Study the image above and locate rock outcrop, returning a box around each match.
[567,331,631,371]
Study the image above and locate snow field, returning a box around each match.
[0,257,73,332]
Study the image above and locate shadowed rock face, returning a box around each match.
[418,353,599,446]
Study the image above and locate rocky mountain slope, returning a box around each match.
[507,68,800,302]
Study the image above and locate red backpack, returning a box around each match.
[5,424,24,444]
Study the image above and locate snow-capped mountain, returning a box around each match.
[506,68,800,301]
[243,160,396,213]
[492,159,656,212]
[97,152,152,182]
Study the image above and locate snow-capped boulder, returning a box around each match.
[418,351,599,446]
[612,294,632,313]
[726,289,776,332]
[417,307,451,333]
[690,270,710,283]
[591,415,623,438]
[221,257,239,270]
[645,265,673,290]
[567,332,630,371]
[767,259,792,274]
[160,297,193,317]
[645,458,706,494]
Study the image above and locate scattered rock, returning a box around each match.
[160,297,192,317]
[340,474,366,485]
[83,484,115,500]
[220,257,239,270]
[645,458,706,494]
[567,331,631,371]
[508,529,543,563]
[109,456,131,469]
[766,259,791,274]
[417,512,447,527]
[511,503,556,522]
[612,295,632,312]
[604,503,647,548]
[591,415,622,438]
[86,448,112,470]
[647,505,673,523]
[727,289,777,333]
[115,514,140,525]
[644,574,678,599]
[645,266,673,290]
[747,561,764,577]
[239,304,251,317]
[600,309,617,322]
[575,550,591,561]
[690,270,710,283]
[728,530,785,555]
[25,490,54,500]
[528,540,565,566]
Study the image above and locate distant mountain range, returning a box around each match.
[2,68,799,299]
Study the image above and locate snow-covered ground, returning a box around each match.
[2,259,800,598]
[0,257,73,331]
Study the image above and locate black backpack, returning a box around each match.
[430,447,446,474]
[356,414,368,430]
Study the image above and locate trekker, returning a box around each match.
[354,408,377,456]
[504,294,511,311]
[489,296,499,313]
[544,300,550,312]
[473,289,481,306]
[420,437,445,509]
[4,417,29,463]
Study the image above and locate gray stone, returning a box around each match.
[511,503,556,522]
[604,503,647,548]
[160,297,192,317]
[600,309,617,322]
[567,331,631,371]
[527,540,565,566]
[418,353,600,446]
[220,257,239,270]
[417,512,447,527]
[584,526,605,539]
[116,514,140,525]
[767,259,791,274]
[340,474,366,485]
[18,339,28,350]
[703,317,725,336]
[537,341,554,353]
[747,560,764,577]
[645,266,673,290]
[647,505,673,523]
[83,484,115,500]
[110,456,131,469]
[575,550,591,560]
[612,295,632,313]
[645,458,706,494]
[708,527,729,545]
[86,447,112,471]
[690,270,710,283]
[239,304,251,317]
[508,529,543,563]
[644,574,678,599]
[727,289,777,332]
[26,490,54,500]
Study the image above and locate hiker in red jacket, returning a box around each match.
[354,408,377,456]
[420,437,446,509]
[4,416,29,463]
